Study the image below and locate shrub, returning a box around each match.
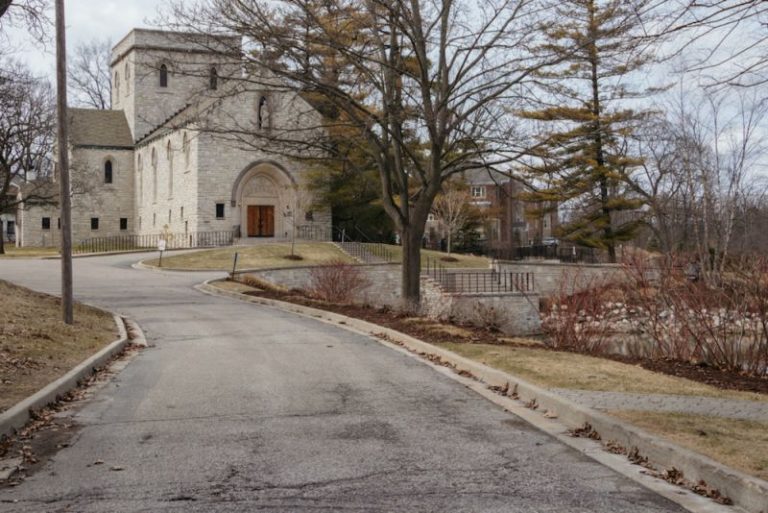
[621,253,768,376]
[541,269,614,354]
[472,302,503,332]
[308,260,371,303]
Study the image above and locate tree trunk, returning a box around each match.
[447,231,452,255]
[0,232,4,255]
[400,223,425,312]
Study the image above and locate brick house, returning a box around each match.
[426,168,558,251]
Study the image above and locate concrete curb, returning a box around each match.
[0,315,131,439]
[197,279,766,513]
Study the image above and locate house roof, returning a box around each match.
[68,109,134,148]
[460,167,509,186]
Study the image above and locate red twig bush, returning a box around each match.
[541,269,614,354]
[308,260,371,304]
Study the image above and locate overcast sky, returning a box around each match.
[4,0,161,77]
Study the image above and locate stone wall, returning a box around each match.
[242,263,541,336]
[246,263,403,308]
[495,261,623,297]
[18,147,135,247]
[421,278,541,336]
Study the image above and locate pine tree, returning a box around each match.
[519,0,656,262]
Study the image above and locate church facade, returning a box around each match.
[16,29,330,247]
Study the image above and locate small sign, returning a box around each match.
[158,239,167,252]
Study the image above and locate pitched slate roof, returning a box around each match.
[68,108,134,148]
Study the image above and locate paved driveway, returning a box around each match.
[0,254,687,512]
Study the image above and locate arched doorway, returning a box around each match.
[235,163,296,239]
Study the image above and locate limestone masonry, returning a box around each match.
[16,29,330,247]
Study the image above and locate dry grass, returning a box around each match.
[0,247,59,258]
[145,242,355,270]
[0,280,118,413]
[438,342,768,402]
[370,244,491,269]
[611,411,768,481]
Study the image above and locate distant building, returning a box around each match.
[425,168,558,251]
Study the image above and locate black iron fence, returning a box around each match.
[296,225,333,241]
[336,241,394,263]
[424,258,535,294]
[489,244,603,264]
[75,230,236,254]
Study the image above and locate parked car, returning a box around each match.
[541,237,559,246]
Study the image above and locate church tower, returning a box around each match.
[109,29,241,141]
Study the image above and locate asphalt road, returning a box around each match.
[0,253,688,512]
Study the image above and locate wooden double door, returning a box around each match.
[247,205,275,237]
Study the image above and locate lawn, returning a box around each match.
[437,342,767,402]
[0,247,59,258]
[368,244,491,269]
[145,242,355,270]
[0,280,118,413]
[611,411,768,482]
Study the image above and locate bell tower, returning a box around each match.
[110,29,241,141]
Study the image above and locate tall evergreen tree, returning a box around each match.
[519,0,657,262]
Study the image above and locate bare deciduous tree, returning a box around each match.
[68,38,112,110]
[0,0,49,44]
[164,0,558,308]
[661,0,768,87]
[432,182,472,255]
[0,59,56,254]
[629,83,767,280]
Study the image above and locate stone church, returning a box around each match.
[16,29,330,247]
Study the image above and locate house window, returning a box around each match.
[168,209,172,223]
[125,63,130,95]
[257,96,268,129]
[120,218,128,230]
[471,186,486,198]
[305,210,314,222]
[57,218,61,229]
[114,72,120,99]
[180,206,184,219]
[215,203,225,219]
[42,217,51,230]
[159,64,168,88]
[209,67,218,90]
[153,213,156,227]
[104,160,113,184]
[91,217,99,230]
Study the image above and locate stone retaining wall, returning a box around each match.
[242,263,541,335]
[496,261,623,297]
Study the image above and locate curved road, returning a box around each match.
[0,253,687,512]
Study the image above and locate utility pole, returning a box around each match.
[55,0,73,324]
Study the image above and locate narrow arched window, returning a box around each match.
[114,72,120,99]
[151,147,158,202]
[167,140,173,197]
[137,154,143,199]
[257,96,268,129]
[159,64,168,88]
[209,67,218,90]
[104,160,113,184]
[182,133,189,168]
[125,63,130,95]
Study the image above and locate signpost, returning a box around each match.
[158,239,167,267]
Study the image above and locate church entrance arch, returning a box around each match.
[235,162,296,239]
